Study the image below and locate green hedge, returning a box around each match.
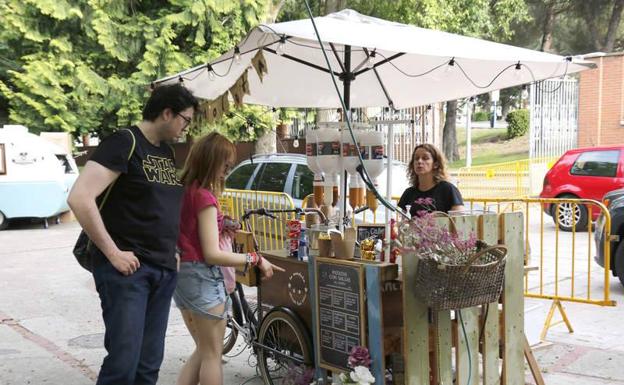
[472,110,490,121]
[505,109,529,139]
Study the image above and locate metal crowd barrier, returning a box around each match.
[465,197,615,340]
[452,157,558,199]
[220,189,296,251]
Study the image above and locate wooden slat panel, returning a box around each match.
[435,311,453,385]
[501,213,525,385]
[479,214,501,385]
[454,216,480,385]
[366,265,386,385]
[403,244,430,384]
[435,217,454,385]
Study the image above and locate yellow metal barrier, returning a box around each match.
[465,197,615,339]
[453,156,558,199]
[221,189,297,251]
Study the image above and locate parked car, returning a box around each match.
[225,152,409,212]
[539,146,624,231]
[594,188,624,286]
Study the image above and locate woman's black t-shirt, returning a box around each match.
[397,180,463,216]
[89,126,183,270]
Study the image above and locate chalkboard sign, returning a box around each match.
[356,224,386,243]
[315,258,366,372]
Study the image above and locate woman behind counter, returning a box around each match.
[398,143,464,216]
[174,132,283,385]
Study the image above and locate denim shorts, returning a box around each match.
[173,262,229,320]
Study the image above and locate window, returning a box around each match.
[292,165,314,200]
[570,150,619,177]
[253,163,291,192]
[225,163,257,189]
[0,144,5,175]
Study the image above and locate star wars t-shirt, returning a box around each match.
[89,126,183,270]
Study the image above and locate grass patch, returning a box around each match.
[450,127,529,169]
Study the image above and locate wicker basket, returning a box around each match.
[413,244,507,311]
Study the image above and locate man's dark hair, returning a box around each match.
[142,84,199,121]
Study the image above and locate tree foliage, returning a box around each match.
[0,0,269,137]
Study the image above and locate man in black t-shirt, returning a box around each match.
[68,84,198,385]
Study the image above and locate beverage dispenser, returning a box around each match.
[305,128,324,207]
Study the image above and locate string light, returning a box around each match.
[207,64,216,81]
[514,62,522,79]
[366,50,376,69]
[276,36,286,56]
[444,58,456,75]
[234,46,241,64]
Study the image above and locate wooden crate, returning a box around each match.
[233,231,258,287]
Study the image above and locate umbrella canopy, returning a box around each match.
[156,9,595,109]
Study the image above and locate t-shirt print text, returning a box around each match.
[142,155,181,186]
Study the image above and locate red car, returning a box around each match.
[540,146,624,231]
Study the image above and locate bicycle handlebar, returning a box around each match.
[241,207,328,224]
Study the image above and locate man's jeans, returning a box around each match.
[93,260,177,385]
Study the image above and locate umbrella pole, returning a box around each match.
[340,45,352,232]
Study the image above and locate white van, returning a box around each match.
[0,125,78,229]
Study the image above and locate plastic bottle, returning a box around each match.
[298,227,309,261]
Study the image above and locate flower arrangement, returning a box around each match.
[335,346,375,385]
[398,198,479,265]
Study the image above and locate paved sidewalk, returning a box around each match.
[1,221,623,384]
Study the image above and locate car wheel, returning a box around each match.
[0,211,8,231]
[615,242,624,288]
[551,195,589,232]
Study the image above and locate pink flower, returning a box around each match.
[348,346,371,369]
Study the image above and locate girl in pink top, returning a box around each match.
[173,132,283,385]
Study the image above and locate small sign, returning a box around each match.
[315,258,366,372]
[356,224,385,243]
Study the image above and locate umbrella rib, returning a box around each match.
[353,52,405,77]
[329,43,346,73]
[263,48,341,77]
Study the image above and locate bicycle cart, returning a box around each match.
[225,209,530,385]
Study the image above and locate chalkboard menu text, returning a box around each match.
[315,258,366,372]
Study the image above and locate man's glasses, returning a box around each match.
[176,112,192,128]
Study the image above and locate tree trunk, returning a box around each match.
[540,3,556,52]
[582,2,604,50]
[605,0,624,52]
[324,0,347,13]
[442,100,459,162]
[266,0,287,23]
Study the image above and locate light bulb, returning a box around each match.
[444,58,455,75]
[276,41,285,56]
[234,47,241,64]
[207,64,216,81]
[293,138,300,148]
[366,51,376,69]
[514,62,522,79]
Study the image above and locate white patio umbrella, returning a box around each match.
[155,8,595,244]
[155,8,595,109]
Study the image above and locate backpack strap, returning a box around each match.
[96,128,136,210]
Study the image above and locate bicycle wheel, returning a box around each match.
[257,308,313,385]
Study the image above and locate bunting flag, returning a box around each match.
[193,50,267,128]
[252,50,268,82]
[230,79,244,108]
